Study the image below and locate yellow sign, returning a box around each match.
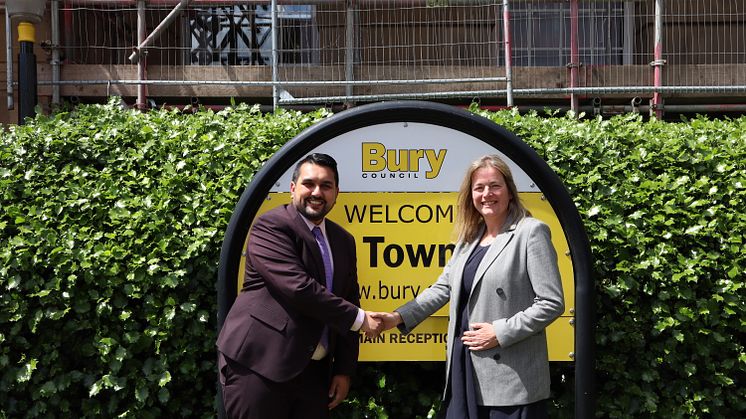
[358,316,574,362]
[242,191,575,361]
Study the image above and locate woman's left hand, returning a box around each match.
[461,323,499,351]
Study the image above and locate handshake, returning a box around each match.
[360,311,403,338]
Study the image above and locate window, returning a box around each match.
[511,2,626,66]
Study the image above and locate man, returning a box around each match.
[217,153,381,419]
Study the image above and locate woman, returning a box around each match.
[378,155,565,418]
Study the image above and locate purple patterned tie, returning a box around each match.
[312,226,333,350]
[312,226,334,290]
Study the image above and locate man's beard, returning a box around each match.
[296,197,332,222]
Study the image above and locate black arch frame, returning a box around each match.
[217,101,595,418]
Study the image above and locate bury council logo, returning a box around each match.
[360,142,447,180]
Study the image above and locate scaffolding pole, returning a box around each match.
[271,0,279,110]
[502,0,513,107]
[651,0,665,119]
[5,10,13,110]
[136,0,147,109]
[128,0,190,63]
[344,0,356,107]
[51,0,61,105]
[569,0,580,114]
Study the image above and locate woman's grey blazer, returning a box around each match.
[396,217,565,406]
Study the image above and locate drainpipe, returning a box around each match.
[651,0,665,119]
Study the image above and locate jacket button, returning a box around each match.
[496,288,505,296]
[493,353,501,361]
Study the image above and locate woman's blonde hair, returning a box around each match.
[454,154,530,243]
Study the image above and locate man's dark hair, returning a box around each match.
[292,153,339,186]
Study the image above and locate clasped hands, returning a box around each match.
[359,311,402,338]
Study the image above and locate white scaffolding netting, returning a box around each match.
[43,0,746,104]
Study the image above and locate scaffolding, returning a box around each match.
[2,0,746,117]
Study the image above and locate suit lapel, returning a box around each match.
[450,232,482,309]
[470,221,517,297]
[286,205,327,287]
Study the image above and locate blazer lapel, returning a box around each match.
[450,230,482,308]
[287,205,326,286]
[470,221,517,296]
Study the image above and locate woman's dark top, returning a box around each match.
[444,242,489,419]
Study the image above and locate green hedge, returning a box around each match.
[1,101,744,418]
[0,102,329,418]
[480,108,745,417]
